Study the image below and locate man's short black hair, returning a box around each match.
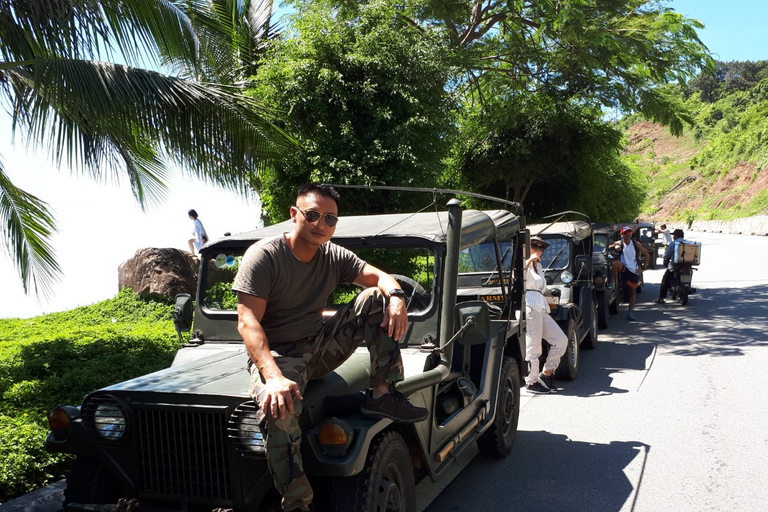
[297,183,340,206]
[660,224,667,229]
[673,229,684,239]
[188,209,198,218]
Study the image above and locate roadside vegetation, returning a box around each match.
[0,289,179,503]
[622,60,768,222]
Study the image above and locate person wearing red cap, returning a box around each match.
[610,226,650,321]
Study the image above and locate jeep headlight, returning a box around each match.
[230,402,266,455]
[94,403,126,439]
[82,396,127,441]
[560,270,574,284]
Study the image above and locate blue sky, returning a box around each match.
[0,1,766,318]
[670,0,768,62]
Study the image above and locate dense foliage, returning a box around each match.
[252,0,710,221]
[445,92,646,220]
[252,1,456,220]
[627,60,768,221]
[0,289,178,502]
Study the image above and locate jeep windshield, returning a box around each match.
[201,244,435,314]
[593,234,610,254]
[540,237,570,270]
[459,240,514,273]
[638,226,655,242]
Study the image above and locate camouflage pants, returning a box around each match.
[248,287,404,511]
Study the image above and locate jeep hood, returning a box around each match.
[99,348,373,408]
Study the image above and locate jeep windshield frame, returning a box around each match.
[538,235,571,270]
[194,209,523,343]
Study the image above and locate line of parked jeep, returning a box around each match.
[43,191,668,512]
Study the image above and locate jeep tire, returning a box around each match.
[555,319,579,381]
[63,457,123,507]
[581,300,599,349]
[391,274,429,311]
[596,290,608,329]
[477,356,520,457]
[329,431,415,512]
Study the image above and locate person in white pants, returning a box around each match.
[524,236,569,394]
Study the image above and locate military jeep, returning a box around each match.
[45,192,528,512]
[528,212,598,381]
[629,221,658,271]
[591,222,622,328]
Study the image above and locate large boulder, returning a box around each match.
[118,248,199,299]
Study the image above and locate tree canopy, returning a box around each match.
[445,92,645,219]
[265,0,711,221]
[252,1,456,220]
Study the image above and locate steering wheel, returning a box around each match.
[391,274,430,311]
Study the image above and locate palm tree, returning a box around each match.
[0,0,294,297]
[183,0,282,85]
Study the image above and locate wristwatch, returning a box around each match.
[388,288,407,299]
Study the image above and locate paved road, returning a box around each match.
[6,231,767,512]
[423,230,768,512]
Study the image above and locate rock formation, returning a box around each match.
[118,248,199,299]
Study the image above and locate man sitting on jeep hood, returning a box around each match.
[232,183,428,512]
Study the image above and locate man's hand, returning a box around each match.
[381,296,408,341]
[262,375,303,420]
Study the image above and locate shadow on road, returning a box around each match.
[424,430,648,511]
[599,281,768,357]
[560,340,655,398]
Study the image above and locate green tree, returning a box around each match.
[0,0,294,296]
[282,0,712,222]
[314,0,713,127]
[182,0,282,85]
[446,92,644,219]
[252,1,456,220]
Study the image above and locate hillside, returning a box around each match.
[623,61,768,223]
[625,121,767,222]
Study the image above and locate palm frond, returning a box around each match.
[0,159,61,296]
[182,0,282,83]
[0,0,199,70]
[3,58,294,206]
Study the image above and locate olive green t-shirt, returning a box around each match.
[232,235,366,344]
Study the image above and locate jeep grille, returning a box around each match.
[136,406,232,501]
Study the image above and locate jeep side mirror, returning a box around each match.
[573,255,591,281]
[454,301,491,345]
[173,294,193,333]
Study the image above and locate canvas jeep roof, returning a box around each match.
[591,222,621,235]
[216,209,522,249]
[528,220,591,242]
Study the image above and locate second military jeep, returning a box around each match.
[528,212,599,380]
[46,191,529,512]
[630,221,658,270]
[591,222,622,328]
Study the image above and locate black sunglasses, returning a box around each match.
[531,243,546,250]
[294,206,339,227]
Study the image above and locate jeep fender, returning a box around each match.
[303,417,397,477]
